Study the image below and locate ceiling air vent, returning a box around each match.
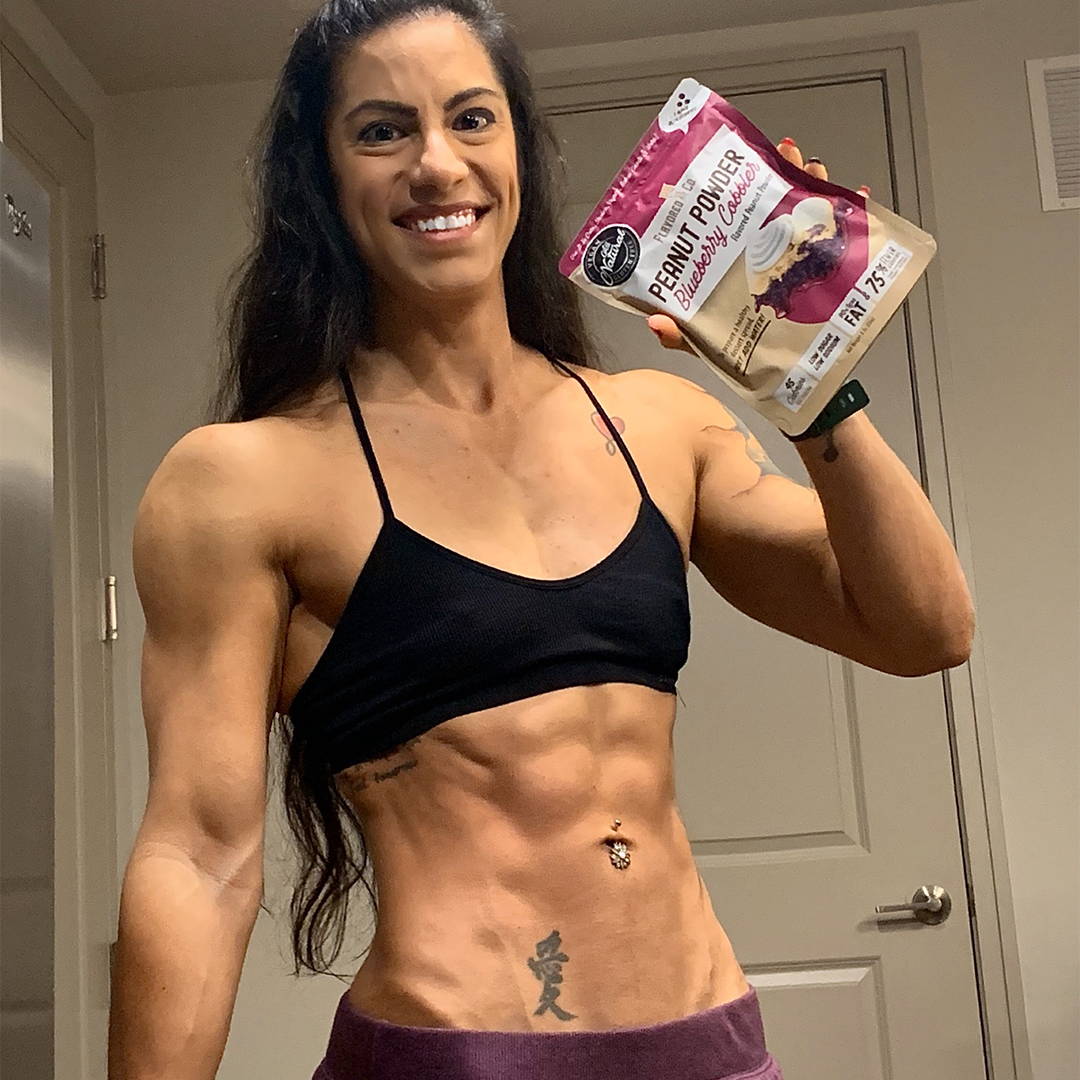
[1025,55,1079,211]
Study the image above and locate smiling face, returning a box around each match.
[325,13,520,307]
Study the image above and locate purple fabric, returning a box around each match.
[311,984,785,1080]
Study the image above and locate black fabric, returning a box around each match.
[287,358,691,773]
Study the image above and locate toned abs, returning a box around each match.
[273,359,752,1030]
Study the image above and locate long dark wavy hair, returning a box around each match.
[208,0,604,979]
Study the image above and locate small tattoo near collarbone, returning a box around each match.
[335,738,421,795]
[526,929,578,1021]
[590,410,625,457]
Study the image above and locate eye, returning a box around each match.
[356,121,402,144]
[453,107,495,132]
[356,106,494,143]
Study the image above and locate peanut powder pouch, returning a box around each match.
[558,78,937,437]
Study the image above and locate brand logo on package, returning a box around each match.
[583,224,641,287]
[658,78,711,134]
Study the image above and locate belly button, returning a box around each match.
[599,819,632,870]
[602,837,632,870]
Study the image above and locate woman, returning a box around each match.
[108,1,973,1077]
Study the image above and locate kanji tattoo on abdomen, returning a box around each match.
[526,929,577,1021]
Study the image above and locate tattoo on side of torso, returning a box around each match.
[526,929,578,1021]
[334,737,422,797]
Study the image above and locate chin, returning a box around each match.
[405,268,501,301]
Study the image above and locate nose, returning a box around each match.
[409,126,470,190]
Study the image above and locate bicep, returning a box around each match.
[690,454,853,648]
[132,426,291,888]
[664,373,893,671]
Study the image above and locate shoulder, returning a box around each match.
[614,366,734,418]
[144,419,290,503]
[555,360,711,407]
[135,419,294,571]
[599,366,746,473]
[551,357,747,470]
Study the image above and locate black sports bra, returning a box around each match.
[287,358,691,774]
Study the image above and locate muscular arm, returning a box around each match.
[108,425,291,1080]
[643,368,973,676]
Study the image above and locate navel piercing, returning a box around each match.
[604,820,629,869]
[605,838,631,870]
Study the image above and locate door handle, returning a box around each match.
[875,884,951,925]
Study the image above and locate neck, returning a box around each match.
[360,278,548,415]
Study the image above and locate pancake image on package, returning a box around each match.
[559,78,937,436]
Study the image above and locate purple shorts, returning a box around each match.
[311,984,785,1080]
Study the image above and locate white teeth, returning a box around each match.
[410,209,477,233]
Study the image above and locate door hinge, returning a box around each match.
[91,233,107,299]
[102,575,118,641]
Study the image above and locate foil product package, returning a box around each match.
[558,78,938,437]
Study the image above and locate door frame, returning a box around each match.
[0,18,117,1080]
[534,30,1030,1080]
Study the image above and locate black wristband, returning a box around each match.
[784,379,869,442]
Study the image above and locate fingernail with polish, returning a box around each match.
[779,137,796,146]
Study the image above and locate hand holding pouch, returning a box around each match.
[558,78,937,437]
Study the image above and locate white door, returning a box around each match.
[549,73,985,1078]
[1,31,117,1080]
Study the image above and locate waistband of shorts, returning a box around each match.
[320,984,772,1080]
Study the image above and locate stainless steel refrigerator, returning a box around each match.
[0,137,55,1078]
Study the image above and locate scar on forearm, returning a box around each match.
[335,737,422,795]
[526,929,578,1021]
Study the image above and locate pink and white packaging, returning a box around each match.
[558,78,938,437]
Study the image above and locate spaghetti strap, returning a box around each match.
[339,365,395,522]
[338,359,649,520]
[288,361,692,780]
[548,358,649,500]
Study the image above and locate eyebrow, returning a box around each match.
[342,86,499,126]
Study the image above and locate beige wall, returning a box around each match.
[0,0,107,128]
[3,0,1077,1077]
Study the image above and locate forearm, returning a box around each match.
[793,409,974,665]
[108,844,262,1080]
